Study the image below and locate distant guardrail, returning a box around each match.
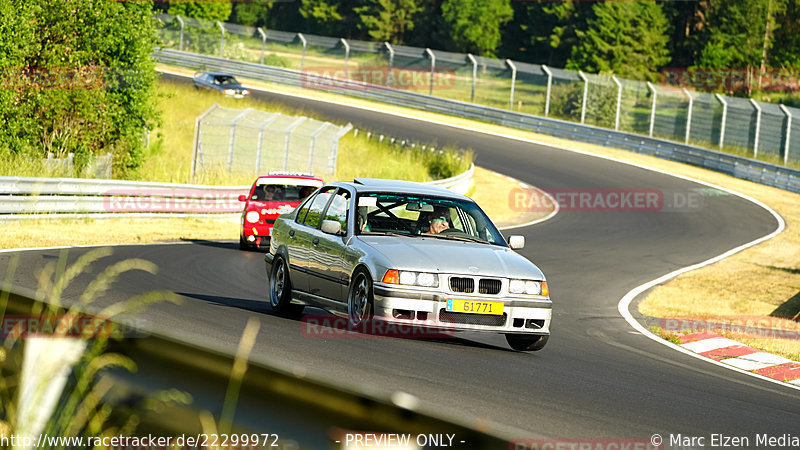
[154,49,800,195]
[0,165,474,219]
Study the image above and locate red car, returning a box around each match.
[238,173,324,250]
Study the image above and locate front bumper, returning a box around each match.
[243,224,273,247]
[372,283,551,334]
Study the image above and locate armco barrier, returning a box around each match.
[154,49,800,195]
[0,165,473,218]
[0,287,511,448]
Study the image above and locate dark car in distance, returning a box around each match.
[193,72,250,98]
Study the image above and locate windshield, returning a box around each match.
[356,193,505,246]
[214,75,238,85]
[251,184,317,202]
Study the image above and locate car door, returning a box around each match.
[305,188,351,305]
[288,187,335,294]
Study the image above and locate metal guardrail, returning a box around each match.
[154,49,800,195]
[0,177,249,217]
[0,287,512,448]
[0,166,473,218]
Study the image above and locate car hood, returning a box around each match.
[356,235,545,280]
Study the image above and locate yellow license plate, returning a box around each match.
[446,299,504,315]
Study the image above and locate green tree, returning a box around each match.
[567,0,671,81]
[231,0,273,27]
[355,0,423,43]
[167,1,232,22]
[439,0,513,55]
[695,0,788,94]
[500,0,594,66]
[660,0,709,68]
[771,0,800,67]
[299,0,362,36]
[0,0,160,175]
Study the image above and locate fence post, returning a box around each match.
[216,21,225,57]
[578,71,588,124]
[542,65,553,118]
[384,42,394,87]
[227,109,253,175]
[191,104,219,182]
[749,99,762,158]
[506,60,517,111]
[467,54,477,103]
[715,93,728,149]
[340,38,350,79]
[284,117,307,170]
[308,123,332,172]
[329,124,353,178]
[780,105,792,165]
[612,76,622,131]
[425,48,436,96]
[646,82,657,137]
[176,16,185,52]
[683,88,693,144]
[255,114,279,176]
[258,28,267,65]
[298,33,307,71]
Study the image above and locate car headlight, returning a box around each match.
[509,279,547,295]
[223,89,235,95]
[382,270,438,288]
[245,210,260,223]
[242,89,250,95]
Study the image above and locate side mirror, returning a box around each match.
[238,194,247,202]
[508,235,525,250]
[321,220,342,235]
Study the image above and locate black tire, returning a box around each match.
[239,235,250,250]
[347,269,374,328]
[505,334,549,351]
[268,256,303,318]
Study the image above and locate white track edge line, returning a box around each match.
[172,70,798,389]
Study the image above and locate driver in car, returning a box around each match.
[424,215,449,234]
[423,207,450,234]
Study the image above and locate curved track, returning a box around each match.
[2,74,798,442]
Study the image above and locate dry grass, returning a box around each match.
[0,217,238,249]
[159,65,800,362]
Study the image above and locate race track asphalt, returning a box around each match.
[2,74,797,446]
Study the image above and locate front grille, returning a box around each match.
[449,277,474,293]
[478,278,502,295]
[438,309,507,327]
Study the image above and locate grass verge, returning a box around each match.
[0,80,473,185]
[160,66,800,362]
[138,80,471,185]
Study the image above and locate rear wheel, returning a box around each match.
[268,256,303,318]
[505,334,548,351]
[347,269,373,328]
[239,235,250,250]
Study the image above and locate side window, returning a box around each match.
[324,190,350,231]
[302,188,335,229]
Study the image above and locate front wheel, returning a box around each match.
[268,256,303,318]
[347,269,373,328]
[505,334,549,351]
